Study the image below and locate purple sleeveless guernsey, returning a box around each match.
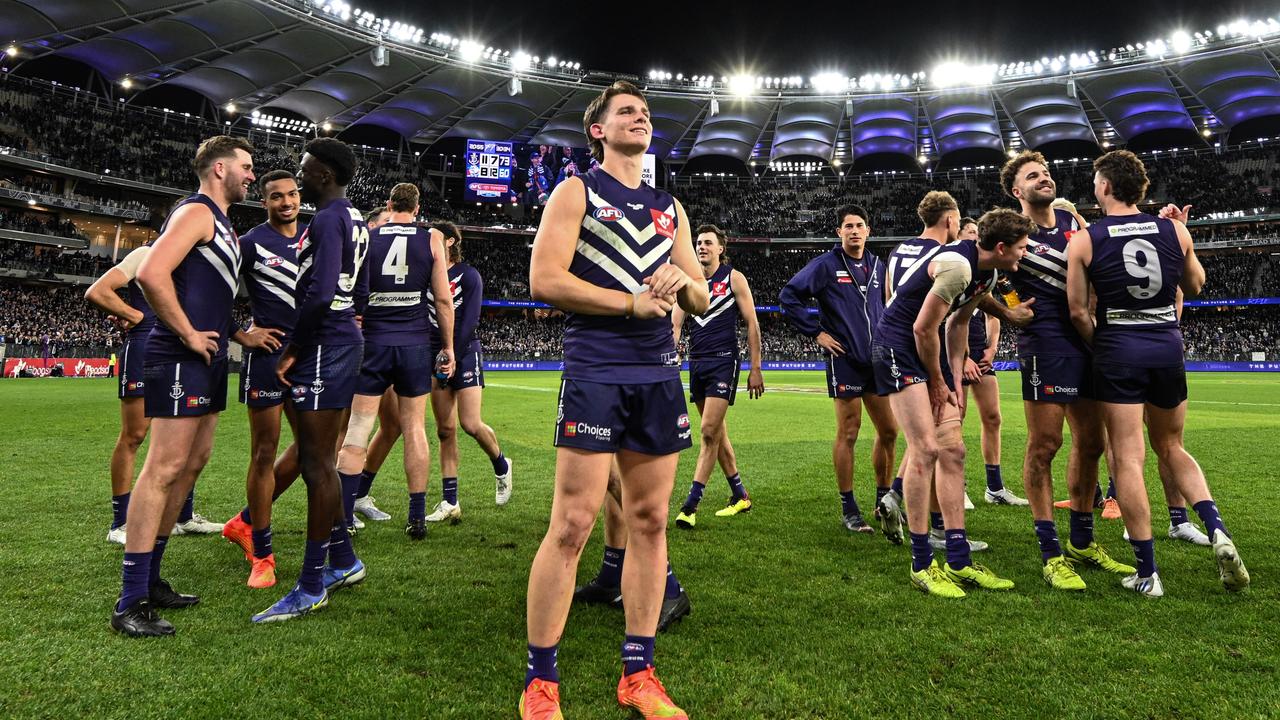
[878,239,996,350]
[126,269,156,343]
[1086,213,1184,368]
[239,222,303,349]
[362,222,434,346]
[687,263,738,359]
[1007,208,1087,357]
[146,194,241,364]
[428,262,483,353]
[563,167,681,383]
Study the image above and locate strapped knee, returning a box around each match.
[342,409,377,450]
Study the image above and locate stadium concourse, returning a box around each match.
[2,1,1280,718]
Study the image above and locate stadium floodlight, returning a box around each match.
[917,153,928,164]
[224,102,237,114]
[932,62,967,88]
[459,40,483,63]
[322,121,332,131]
[4,46,16,57]
[811,73,846,94]
[120,77,133,89]
[728,74,754,97]
[512,52,531,71]
[1171,30,1193,53]
[546,56,557,68]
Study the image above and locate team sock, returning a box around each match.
[664,562,683,599]
[239,507,252,524]
[327,523,357,569]
[525,643,560,687]
[840,490,860,518]
[909,532,933,572]
[984,464,1004,493]
[1168,506,1189,526]
[1034,520,1063,561]
[944,528,971,570]
[299,538,328,595]
[1093,483,1103,507]
[1106,476,1117,500]
[110,492,130,530]
[891,476,904,497]
[598,545,624,587]
[1129,538,1157,578]
[1069,510,1095,548]
[929,511,944,531]
[117,551,152,610]
[408,492,426,522]
[683,481,704,512]
[251,526,273,559]
[338,472,360,527]
[356,469,377,499]
[1192,500,1228,538]
[442,477,458,506]
[726,473,747,500]
[875,486,889,504]
[177,490,194,524]
[148,535,169,587]
[622,635,655,676]
[491,452,509,476]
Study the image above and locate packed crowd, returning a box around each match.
[0,173,151,215]
[0,208,84,239]
[1182,306,1280,361]
[0,282,121,354]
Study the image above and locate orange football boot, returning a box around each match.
[617,668,688,719]
[519,679,563,720]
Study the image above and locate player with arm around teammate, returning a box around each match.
[520,80,707,720]
[670,223,765,528]
[871,195,1028,598]
[1065,150,1248,597]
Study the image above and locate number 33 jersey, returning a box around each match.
[292,197,369,347]
[1086,213,1184,367]
[361,222,435,345]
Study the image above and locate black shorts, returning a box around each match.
[554,378,692,455]
[118,338,147,399]
[689,357,739,404]
[239,349,288,407]
[435,345,485,392]
[356,342,433,397]
[1092,362,1187,409]
[1019,354,1092,403]
[871,342,954,396]
[826,354,876,398]
[287,343,363,411]
[143,358,228,418]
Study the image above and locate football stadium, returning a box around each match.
[2,1,1279,717]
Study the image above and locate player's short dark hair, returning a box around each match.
[961,216,977,228]
[364,207,387,224]
[1093,149,1150,205]
[193,135,254,177]
[835,205,869,228]
[917,191,959,227]
[432,221,463,263]
[388,183,419,213]
[258,169,295,194]
[1000,150,1049,199]
[583,80,648,162]
[696,223,728,262]
[303,137,356,187]
[976,208,1035,251]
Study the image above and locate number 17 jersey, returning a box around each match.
[361,222,435,346]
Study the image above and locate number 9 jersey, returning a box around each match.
[1086,212,1184,368]
[361,222,435,345]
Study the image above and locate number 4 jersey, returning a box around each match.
[361,222,435,345]
[1086,213,1184,368]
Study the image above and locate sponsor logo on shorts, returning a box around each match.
[292,386,307,399]
[462,371,474,380]
[564,421,611,440]
[594,206,624,222]
[677,414,690,429]
[127,381,142,391]
[716,381,729,391]
[186,395,210,408]
[1048,385,1077,395]
[903,375,924,385]
[169,380,185,400]
[249,388,283,400]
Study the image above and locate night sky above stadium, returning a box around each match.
[358,0,1280,77]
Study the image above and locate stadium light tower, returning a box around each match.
[728,74,754,97]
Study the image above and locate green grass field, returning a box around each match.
[1,371,1278,719]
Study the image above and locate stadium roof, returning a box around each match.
[8,0,1280,171]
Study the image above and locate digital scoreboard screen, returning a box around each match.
[463,139,515,202]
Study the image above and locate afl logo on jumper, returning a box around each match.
[594,206,624,222]
[651,210,676,239]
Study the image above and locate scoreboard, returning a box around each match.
[463,139,515,202]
